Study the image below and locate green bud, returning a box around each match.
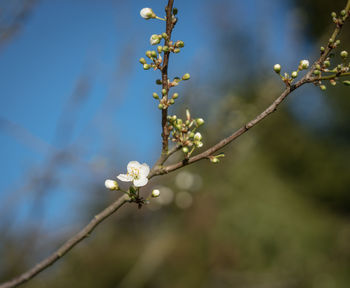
[196,118,205,126]
[143,64,151,70]
[182,73,190,80]
[151,189,160,198]
[329,38,334,44]
[175,41,184,48]
[156,79,162,85]
[146,50,152,58]
[343,80,350,86]
[291,71,298,78]
[210,157,220,164]
[189,132,194,138]
[273,64,281,73]
[324,60,330,67]
[315,64,321,70]
[153,92,159,99]
[177,119,183,125]
[162,32,168,39]
[157,46,163,53]
[171,115,177,121]
[174,48,181,53]
[320,85,326,91]
[158,103,164,110]
[139,57,147,64]
[320,46,325,52]
[182,147,189,153]
[162,88,167,95]
[169,99,175,104]
[162,45,169,52]
[174,77,181,83]
[173,7,178,15]
[340,50,348,59]
[151,50,157,58]
[335,40,341,46]
[172,93,179,99]
[340,10,346,16]
[331,12,337,18]
[330,79,337,86]
[313,70,320,75]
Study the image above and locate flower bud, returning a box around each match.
[291,71,298,78]
[158,103,164,109]
[143,64,151,70]
[300,60,309,69]
[173,8,178,15]
[196,118,204,126]
[162,46,169,52]
[320,46,325,53]
[313,70,320,75]
[162,32,168,39]
[194,132,202,141]
[182,147,189,153]
[150,34,160,45]
[210,157,220,164]
[162,88,167,95]
[153,92,159,99]
[343,80,350,86]
[182,73,190,80]
[172,93,179,99]
[151,51,157,58]
[175,41,184,48]
[169,99,175,104]
[157,46,163,53]
[273,64,281,73]
[151,189,160,198]
[186,109,191,120]
[174,48,181,53]
[320,85,326,91]
[331,12,337,18]
[340,50,348,59]
[324,60,330,67]
[139,57,147,64]
[341,10,346,16]
[330,79,337,86]
[146,50,152,58]
[105,179,119,190]
[140,8,155,19]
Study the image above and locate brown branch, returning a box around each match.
[0,195,130,288]
[161,0,175,155]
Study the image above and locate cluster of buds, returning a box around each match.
[331,10,350,30]
[167,109,205,156]
[314,49,350,90]
[139,39,186,71]
[273,59,309,85]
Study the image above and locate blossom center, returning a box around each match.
[128,167,140,179]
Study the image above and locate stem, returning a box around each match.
[161,0,175,155]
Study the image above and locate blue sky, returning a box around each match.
[1,0,327,231]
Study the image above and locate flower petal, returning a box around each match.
[117,174,133,182]
[127,161,141,173]
[133,177,148,187]
[139,163,150,178]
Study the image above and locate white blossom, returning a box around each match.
[194,132,202,141]
[140,8,154,19]
[117,161,150,187]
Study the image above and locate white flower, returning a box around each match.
[150,34,160,45]
[140,8,154,19]
[117,161,150,187]
[300,60,309,69]
[105,179,118,190]
[151,189,160,198]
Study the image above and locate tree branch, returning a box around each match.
[1,1,349,288]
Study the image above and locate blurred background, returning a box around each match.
[0,0,350,287]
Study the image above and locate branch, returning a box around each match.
[160,0,175,154]
[0,195,129,288]
[1,1,349,288]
